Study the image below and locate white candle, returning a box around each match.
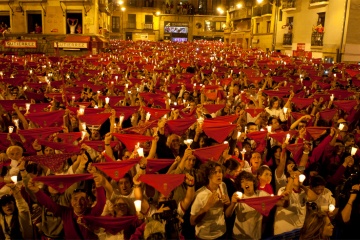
[328,204,335,212]
[10,176,17,184]
[25,103,30,111]
[236,191,243,199]
[299,174,306,183]
[283,107,288,114]
[237,131,241,138]
[134,200,142,212]
[351,147,358,156]
[146,112,151,121]
[119,115,124,126]
[338,123,344,131]
[105,97,110,104]
[197,117,204,124]
[13,119,19,127]
[137,148,144,157]
[8,126,14,133]
[330,94,334,101]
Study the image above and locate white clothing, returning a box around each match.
[274,171,287,193]
[274,187,307,235]
[190,182,227,239]
[265,107,287,122]
[232,190,269,240]
[314,188,335,212]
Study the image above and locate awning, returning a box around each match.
[64,36,90,42]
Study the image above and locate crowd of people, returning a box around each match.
[0,40,359,239]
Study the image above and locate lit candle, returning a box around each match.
[119,115,125,126]
[13,119,19,127]
[10,176,17,184]
[236,191,243,199]
[125,83,129,88]
[81,122,86,131]
[299,174,306,183]
[266,126,271,132]
[338,123,344,131]
[137,148,144,157]
[330,94,334,101]
[237,131,241,138]
[134,200,142,212]
[286,133,291,143]
[79,105,85,115]
[223,141,229,144]
[328,204,335,212]
[105,97,110,105]
[8,126,14,133]
[25,103,30,112]
[146,112,151,121]
[283,107,288,114]
[351,147,358,156]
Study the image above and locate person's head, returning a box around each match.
[6,146,23,161]
[257,165,272,186]
[250,152,262,170]
[71,189,89,215]
[268,117,280,131]
[0,194,16,216]
[337,118,348,132]
[271,145,282,165]
[310,175,326,196]
[236,171,257,196]
[297,120,307,130]
[246,122,258,133]
[343,133,355,147]
[300,211,333,240]
[117,173,133,196]
[144,220,166,240]
[198,134,208,148]
[184,154,196,171]
[44,146,54,155]
[269,96,281,109]
[200,161,223,186]
[91,129,101,140]
[223,158,241,178]
[166,134,180,151]
[113,197,131,217]
[122,150,132,160]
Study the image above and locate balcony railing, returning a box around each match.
[252,7,261,17]
[126,22,136,29]
[310,0,328,3]
[311,32,324,46]
[309,0,329,7]
[282,0,296,9]
[283,33,292,45]
[143,23,153,30]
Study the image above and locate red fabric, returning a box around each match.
[204,89,218,100]
[78,113,112,127]
[33,174,93,193]
[345,69,360,77]
[26,110,65,127]
[98,96,125,106]
[112,133,154,152]
[24,153,75,173]
[112,106,140,120]
[286,143,304,164]
[37,139,81,153]
[333,100,358,113]
[178,109,197,119]
[0,133,13,151]
[246,131,268,152]
[291,112,306,120]
[0,100,29,111]
[92,159,139,181]
[319,109,338,122]
[193,144,229,162]
[313,93,331,102]
[122,120,157,135]
[142,107,170,120]
[262,90,289,98]
[102,152,116,162]
[305,127,329,140]
[202,120,237,143]
[67,107,104,115]
[291,98,314,110]
[56,132,82,144]
[25,92,45,102]
[269,130,297,144]
[82,216,138,235]
[166,118,196,135]
[146,159,175,173]
[83,141,118,152]
[27,103,50,113]
[139,174,185,197]
[328,90,355,100]
[202,104,225,114]
[18,127,63,141]
[238,196,282,216]
[244,108,264,118]
[210,115,238,123]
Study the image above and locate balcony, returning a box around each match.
[261,3,272,16]
[126,22,136,29]
[143,23,153,30]
[309,0,329,7]
[252,7,261,18]
[282,0,296,11]
[283,33,292,45]
[311,32,324,46]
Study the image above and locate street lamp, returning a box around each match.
[120,6,126,40]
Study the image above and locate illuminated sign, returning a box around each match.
[54,42,88,48]
[4,40,37,48]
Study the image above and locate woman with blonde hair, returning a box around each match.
[300,211,334,240]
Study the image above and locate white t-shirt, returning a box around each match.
[274,187,307,235]
[265,107,286,122]
[232,190,269,240]
[190,182,227,239]
[274,172,287,193]
[314,188,335,212]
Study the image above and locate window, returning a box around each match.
[279,9,283,21]
[0,12,10,30]
[128,14,136,29]
[317,12,325,26]
[66,12,82,34]
[144,15,153,29]
[144,0,154,7]
[27,11,42,34]
[128,0,137,7]
[256,22,260,33]
[198,0,207,14]
[112,16,120,33]
[204,21,225,32]
[266,21,271,33]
